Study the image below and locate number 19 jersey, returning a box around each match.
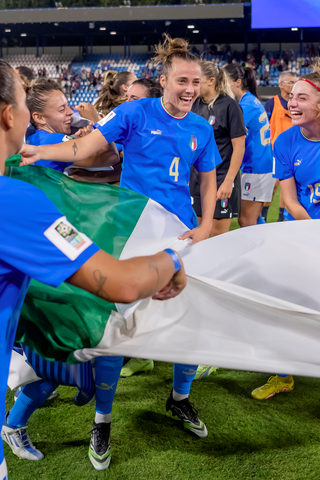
[240,91,273,174]
[95,97,221,229]
[273,126,320,219]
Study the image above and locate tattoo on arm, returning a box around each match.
[93,269,110,301]
[148,259,159,290]
[72,142,78,156]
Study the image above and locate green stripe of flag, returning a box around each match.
[6,162,149,363]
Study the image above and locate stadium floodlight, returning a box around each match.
[89,22,95,29]
[100,27,106,30]
[165,21,171,26]
[54,23,59,26]
[230,19,235,22]
[291,27,298,30]
[193,30,199,33]
[5,29,11,32]
[21,33,27,36]
[187,25,194,29]
[110,31,117,35]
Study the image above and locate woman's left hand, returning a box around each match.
[179,225,211,246]
[216,178,234,200]
[74,122,93,138]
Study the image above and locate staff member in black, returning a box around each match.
[190,61,246,237]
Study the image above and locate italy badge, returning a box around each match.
[190,135,197,151]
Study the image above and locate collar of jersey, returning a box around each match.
[300,128,320,142]
[160,97,188,120]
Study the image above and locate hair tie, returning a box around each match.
[298,78,320,92]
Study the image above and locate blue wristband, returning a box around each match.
[164,249,182,274]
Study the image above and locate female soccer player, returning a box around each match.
[0,60,186,478]
[190,61,246,237]
[189,60,246,381]
[20,35,221,449]
[127,77,163,102]
[251,62,320,400]
[224,64,275,227]
[94,70,137,116]
[26,78,119,172]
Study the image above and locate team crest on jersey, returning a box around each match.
[55,222,86,250]
[190,135,197,151]
[244,182,251,191]
[221,199,228,208]
[208,116,215,126]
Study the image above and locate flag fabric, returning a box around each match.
[6,160,320,378]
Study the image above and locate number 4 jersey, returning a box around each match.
[240,91,273,174]
[273,126,320,219]
[95,97,221,229]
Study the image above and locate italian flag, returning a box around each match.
[6,157,320,379]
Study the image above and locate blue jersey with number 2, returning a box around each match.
[273,126,320,219]
[95,97,221,229]
[240,91,273,174]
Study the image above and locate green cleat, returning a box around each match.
[88,422,111,471]
[166,390,208,438]
[120,358,154,378]
[194,365,218,380]
[251,375,294,400]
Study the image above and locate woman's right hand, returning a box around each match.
[19,144,41,166]
[74,103,100,123]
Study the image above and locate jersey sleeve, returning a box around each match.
[193,127,222,172]
[94,102,142,146]
[273,133,294,180]
[226,101,247,139]
[0,180,99,287]
[264,98,275,121]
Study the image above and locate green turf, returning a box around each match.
[7,188,319,480]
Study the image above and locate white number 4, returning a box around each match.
[169,157,180,182]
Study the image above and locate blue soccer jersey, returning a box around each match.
[0,176,98,461]
[28,130,73,172]
[95,97,221,229]
[273,126,320,219]
[240,91,273,174]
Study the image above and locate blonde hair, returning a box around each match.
[94,70,133,115]
[299,58,320,88]
[153,34,199,76]
[201,61,234,107]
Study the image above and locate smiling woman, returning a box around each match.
[273,58,320,221]
[25,78,119,172]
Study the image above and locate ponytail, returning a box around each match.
[94,70,133,115]
[153,33,199,77]
[200,61,234,106]
[224,63,260,100]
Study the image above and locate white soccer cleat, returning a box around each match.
[1,413,44,461]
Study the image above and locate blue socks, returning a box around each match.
[173,363,198,395]
[8,380,58,428]
[94,356,124,415]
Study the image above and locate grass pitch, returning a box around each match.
[6,189,320,480]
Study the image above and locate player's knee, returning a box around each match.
[238,216,255,228]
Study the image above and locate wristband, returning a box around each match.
[164,248,182,274]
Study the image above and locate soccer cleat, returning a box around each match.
[120,358,154,378]
[257,216,266,224]
[1,412,44,461]
[251,375,294,400]
[14,387,58,403]
[194,365,218,380]
[166,390,208,438]
[88,422,111,471]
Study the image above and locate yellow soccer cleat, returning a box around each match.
[251,375,294,400]
[194,365,218,380]
[120,358,154,378]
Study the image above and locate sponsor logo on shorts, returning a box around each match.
[190,135,197,151]
[220,209,228,214]
[208,116,215,126]
[221,199,228,208]
[244,182,251,191]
